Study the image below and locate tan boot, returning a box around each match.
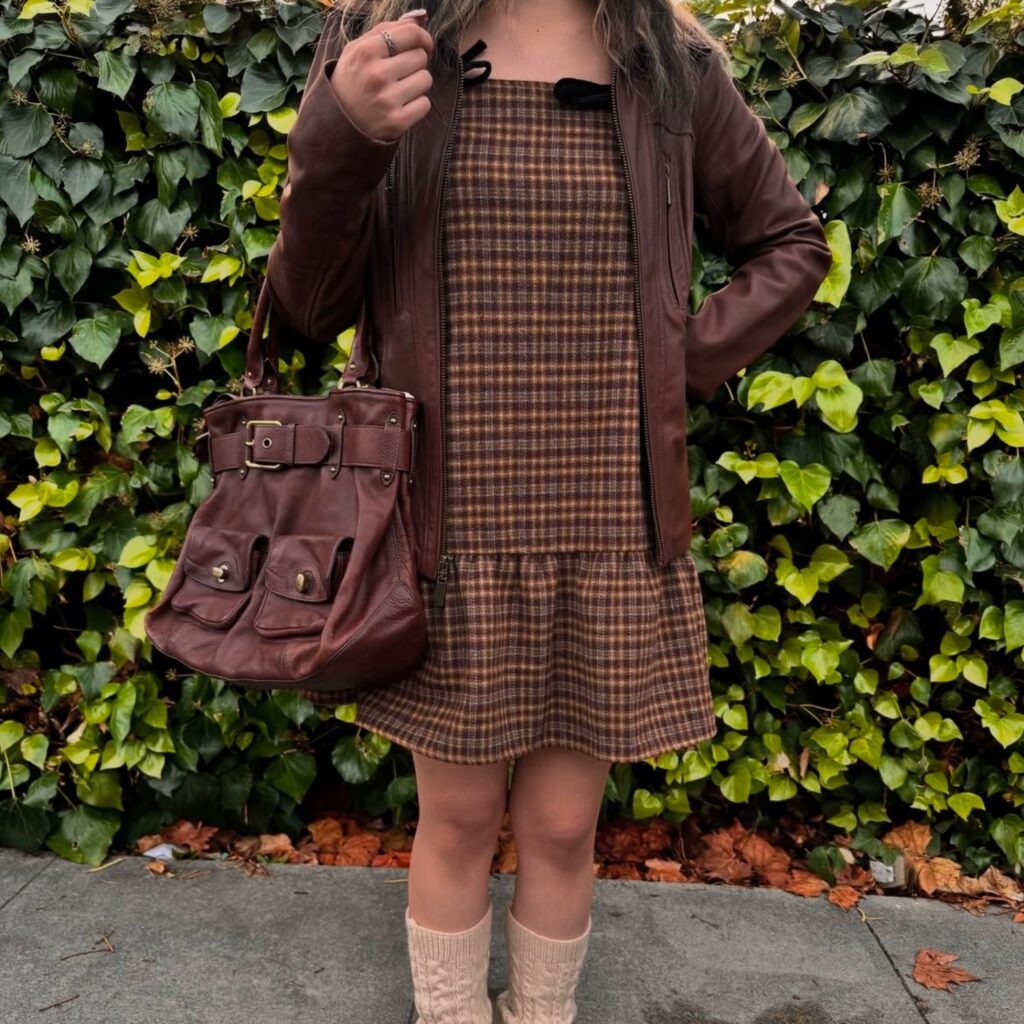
[494,903,591,1024]
[405,901,494,1024]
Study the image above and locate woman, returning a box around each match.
[267,0,833,1020]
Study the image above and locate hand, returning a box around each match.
[330,10,435,143]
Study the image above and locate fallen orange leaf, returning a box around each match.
[827,884,861,910]
[912,948,980,991]
[645,857,687,883]
[736,832,791,887]
[882,821,932,859]
[915,855,962,896]
[784,869,829,898]
[162,819,219,854]
[258,833,295,860]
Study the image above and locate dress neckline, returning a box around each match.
[460,39,613,108]
[482,76,611,86]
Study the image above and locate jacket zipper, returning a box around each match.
[612,66,665,564]
[664,154,682,308]
[385,156,399,311]
[434,52,465,607]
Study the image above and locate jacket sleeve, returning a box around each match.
[265,7,399,344]
[684,51,833,403]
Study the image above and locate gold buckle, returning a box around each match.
[244,419,283,469]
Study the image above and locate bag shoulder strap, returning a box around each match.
[243,277,377,395]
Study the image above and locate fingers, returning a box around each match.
[365,18,434,61]
[377,44,429,84]
[390,66,434,108]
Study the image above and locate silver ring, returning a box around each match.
[381,29,397,57]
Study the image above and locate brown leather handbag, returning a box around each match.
[144,280,428,694]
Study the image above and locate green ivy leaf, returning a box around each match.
[69,311,122,368]
[265,751,316,804]
[849,519,911,569]
[95,51,136,99]
[778,461,832,513]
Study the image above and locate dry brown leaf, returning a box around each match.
[323,831,380,867]
[865,622,883,651]
[258,833,295,860]
[915,855,962,896]
[162,820,219,854]
[135,833,167,854]
[145,860,168,875]
[975,865,1024,904]
[737,832,791,887]
[784,869,829,898]
[912,947,980,991]
[371,849,412,868]
[308,817,345,853]
[827,885,861,910]
[834,863,875,890]
[595,818,673,864]
[695,824,754,884]
[645,857,687,883]
[882,822,932,860]
[601,862,644,880]
[230,834,261,861]
[494,830,517,873]
[379,824,411,852]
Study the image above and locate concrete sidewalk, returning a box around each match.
[1,847,1019,1024]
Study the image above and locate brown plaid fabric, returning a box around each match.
[300,78,716,762]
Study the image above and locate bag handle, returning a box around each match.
[243,278,378,395]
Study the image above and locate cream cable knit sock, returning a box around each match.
[495,902,591,1024]
[405,901,494,1024]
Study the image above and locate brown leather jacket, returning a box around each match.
[263,14,834,596]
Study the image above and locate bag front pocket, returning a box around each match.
[170,525,267,629]
[253,533,354,639]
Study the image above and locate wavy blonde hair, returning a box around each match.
[329,0,729,118]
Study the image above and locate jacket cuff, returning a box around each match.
[284,57,398,195]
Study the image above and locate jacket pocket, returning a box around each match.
[252,533,354,639]
[170,525,267,629]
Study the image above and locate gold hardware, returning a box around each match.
[295,571,311,593]
[211,562,231,581]
[244,419,283,469]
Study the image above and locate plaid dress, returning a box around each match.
[301,76,716,763]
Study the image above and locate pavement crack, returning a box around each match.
[863,912,931,1024]
[0,856,55,915]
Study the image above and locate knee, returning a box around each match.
[417,798,505,857]
[510,803,597,862]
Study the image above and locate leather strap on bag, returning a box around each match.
[243,276,379,395]
[209,421,413,473]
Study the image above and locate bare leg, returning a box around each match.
[506,747,611,938]
[407,750,511,931]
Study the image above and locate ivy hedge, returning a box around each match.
[2,0,1024,873]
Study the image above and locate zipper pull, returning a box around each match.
[434,553,453,607]
[665,159,672,206]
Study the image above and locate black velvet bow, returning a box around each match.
[551,77,611,109]
[461,39,492,87]
[459,39,612,109]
